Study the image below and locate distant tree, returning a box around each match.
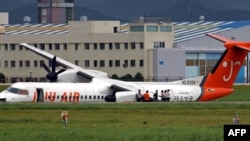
[135,72,144,81]
[0,73,6,83]
[111,74,119,79]
[121,74,133,81]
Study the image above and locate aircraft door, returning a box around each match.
[36,88,44,102]
[169,89,174,101]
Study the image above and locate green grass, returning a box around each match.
[0,103,249,141]
[0,84,250,141]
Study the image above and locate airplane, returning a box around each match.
[0,33,249,103]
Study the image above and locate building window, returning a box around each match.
[130,26,144,32]
[153,42,165,48]
[4,44,8,50]
[40,44,45,50]
[146,26,158,32]
[94,43,98,50]
[34,60,38,67]
[10,44,15,50]
[140,43,144,49]
[130,60,136,67]
[123,60,128,67]
[140,60,144,67]
[94,60,98,67]
[55,43,60,50]
[10,61,15,68]
[115,60,120,67]
[64,43,67,50]
[19,45,23,50]
[40,60,45,67]
[85,60,90,67]
[100,43,105,50]
[124,43,128,50]
[4,60,8,67]
[84,43,89,50]
[109,60,113,67]
[75,43,78,50]
[25,60,30,67]
[19,60,23,67]
[75,60,79,66]
[131,43,136,49]
[49,44,52,50]
[186,59,198,66]
[100,60,105,67]
[115,43,120,50]
[160,26,172,32]
[109,43,113,50]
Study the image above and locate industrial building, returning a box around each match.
[174,21,250,83]
[0,17,177,83]
[1,13,250,83]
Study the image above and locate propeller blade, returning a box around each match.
[42,62,51,73]
[42,56,66,82]
[51,56,56,73]
[56,69,66,75]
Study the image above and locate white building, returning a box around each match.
[0,19,176,82]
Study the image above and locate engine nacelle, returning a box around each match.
[105,91,137,102]
[115,91,137,102]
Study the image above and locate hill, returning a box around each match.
[1,0,250,23]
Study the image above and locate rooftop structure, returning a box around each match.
[38,0,74,24]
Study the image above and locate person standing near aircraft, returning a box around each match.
[166,89,171,102]
[143,90,150,102]
[136,89,142,102]
[161,90,167,101]
[153,90,158,101]
[61,111,68,128]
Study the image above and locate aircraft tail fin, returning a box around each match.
[200,34,250,88]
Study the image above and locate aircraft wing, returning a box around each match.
[20,43,139,91]
[20,43,108,81]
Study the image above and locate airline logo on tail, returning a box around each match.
[199,34,250,101]
[223,60,241,82]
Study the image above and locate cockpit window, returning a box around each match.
[6,87,28,95]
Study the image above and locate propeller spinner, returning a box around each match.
[43,56,66,82]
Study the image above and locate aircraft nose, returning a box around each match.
[0,93,6,102]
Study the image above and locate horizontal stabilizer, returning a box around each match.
[206,33,234,43]
[207,33,250,51]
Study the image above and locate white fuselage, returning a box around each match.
[0,79,203,103]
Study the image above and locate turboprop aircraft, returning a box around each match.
[0,33,249,103]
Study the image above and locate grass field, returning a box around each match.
[0,84,250,141]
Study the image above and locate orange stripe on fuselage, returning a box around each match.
[33,92,37,102]
[198,87,234,101]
